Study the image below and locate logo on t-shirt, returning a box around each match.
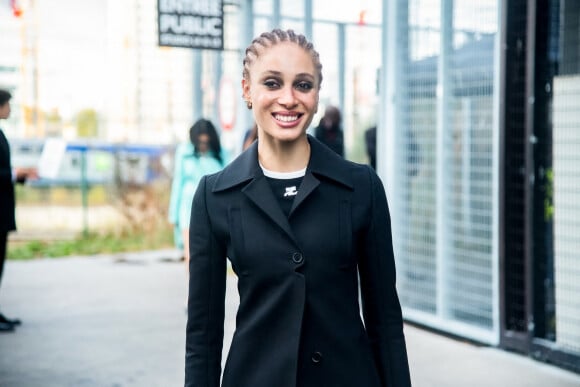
[283,186,298,197]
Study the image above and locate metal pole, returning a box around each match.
[239,0,254,135]
[241,0,254,40]
[304,0,313,40]
[30,0,39,136]
[272,0,281,29]
[214,51,223,129]
[382,0,407,288]
[436,0,453,319]
[192,50,203,120]
[523,0,538,350]
[80,147,89,237]
[338,23,346,116]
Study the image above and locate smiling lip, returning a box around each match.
[273,113,303,127]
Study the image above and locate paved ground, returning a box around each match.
[1,250,579,387]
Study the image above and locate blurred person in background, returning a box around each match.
[168,118,227,270]
[184,29,411,387]
[242,122,258,151]
[0,89,38,332]
[365,125,377,170]
[314,104,344,157]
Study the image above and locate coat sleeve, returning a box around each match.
[185,175,227,387]
[358,166,412,387]
[0,168,11,186]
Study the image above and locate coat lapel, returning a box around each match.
[213,141,298,244]
[289,171,319,217]
[211,136,355,243]
[288,136,355,216]
[306,135,355,191]
[243,174,298,244]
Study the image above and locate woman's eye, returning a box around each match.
[296,82,313,91]
[263,80,280,89]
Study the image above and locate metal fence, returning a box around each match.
[387,0,499,344]
[386,0,580,371]
[11,138,175,236]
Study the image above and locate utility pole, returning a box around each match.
[18,0,40,137]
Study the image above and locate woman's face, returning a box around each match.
[0,101,11,120]
[196,133,210,154]
[242,41,319,144]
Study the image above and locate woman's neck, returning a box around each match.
[258,136,310,172]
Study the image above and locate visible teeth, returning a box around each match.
[275,115,298,122]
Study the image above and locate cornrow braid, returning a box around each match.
[242,28,323,89]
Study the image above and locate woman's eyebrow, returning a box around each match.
[258,71,314,80]
[259,70,283,78]
[295,72,315,80]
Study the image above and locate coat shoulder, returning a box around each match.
[308,139,375,190]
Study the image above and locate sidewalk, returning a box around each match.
[1,250,579,387]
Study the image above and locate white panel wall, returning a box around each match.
[553,75,580,353]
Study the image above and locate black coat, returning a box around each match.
[185,135,411,387]
[0,129,16,233]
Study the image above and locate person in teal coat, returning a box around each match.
[168,118,226,265]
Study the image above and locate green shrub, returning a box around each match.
[8,227,174,260]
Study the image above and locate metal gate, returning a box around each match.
[501,0,580,372]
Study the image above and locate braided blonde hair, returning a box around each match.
[242,29,323,89]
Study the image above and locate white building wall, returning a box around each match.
[553,75,580,354]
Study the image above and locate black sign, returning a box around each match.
[157,0,223,50]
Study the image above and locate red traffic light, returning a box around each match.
[358,10,367,26]
[11,0,23,17]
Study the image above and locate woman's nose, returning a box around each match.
[277,86,297,107]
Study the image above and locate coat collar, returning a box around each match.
[212,135,354,246]
[212,134,354,193]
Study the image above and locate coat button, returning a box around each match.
[311,351,323,364]
[291,252,303,264]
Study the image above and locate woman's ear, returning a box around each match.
[241,79,250,102]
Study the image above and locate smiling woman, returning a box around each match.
[184,28,411,387]
[242,41,319,157]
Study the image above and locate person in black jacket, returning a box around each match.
[365,125,377,169]
[0,89,37,332]
[184,29,411,387]
[314,104,344,157]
